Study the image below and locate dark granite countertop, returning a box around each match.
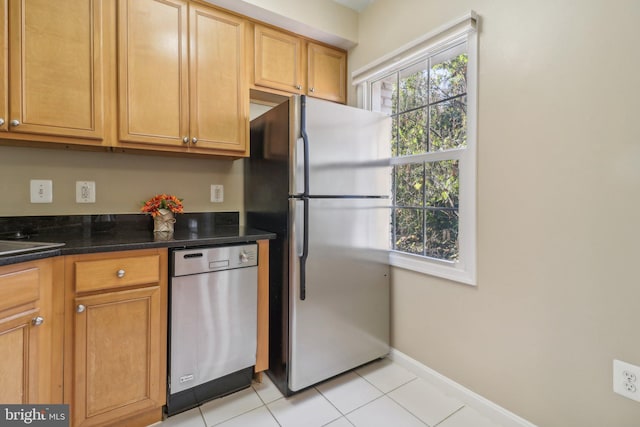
[0,212,275,266]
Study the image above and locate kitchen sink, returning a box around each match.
[0,240,65,256]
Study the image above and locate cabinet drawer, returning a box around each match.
[75,255,160,292]
[0,268,39,312]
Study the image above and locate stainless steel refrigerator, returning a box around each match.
[245,95,390,395]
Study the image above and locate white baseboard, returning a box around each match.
[388,348,537,427]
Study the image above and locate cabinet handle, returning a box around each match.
[32,316,44,326]
[0,118,4,126]
[182,136,189,144]
[10,119,20,126]
[117,269,125,278]
[309,87,315,93]
[191,137,198,144]
[76,305,86,313]
[295,84,302,90]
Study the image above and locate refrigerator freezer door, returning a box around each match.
[294,96,392,197]
[288,197,390,392]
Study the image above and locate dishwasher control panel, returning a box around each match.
[172,243,258,277]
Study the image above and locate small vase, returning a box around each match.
[153,209,176,233]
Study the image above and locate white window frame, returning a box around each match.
[353,12,478,285]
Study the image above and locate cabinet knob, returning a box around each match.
[182,136,189,144]
[32,316,44,326]
[295,84,302,90]
[117,269,125,278]
[0,118,4,126]
[309,87,315,93]
[10,119,20,126]
[76,304,86,313]
[192,137,198,144]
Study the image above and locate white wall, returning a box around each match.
[205,0,359,48]
[350,1,640,426]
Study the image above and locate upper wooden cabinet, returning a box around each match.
[252,24,347,104]
[307,42,347,104]
[0,0,107,142]
[254,25,303,95]
[117,0,248,156]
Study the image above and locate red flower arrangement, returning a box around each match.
[141,194,184,217]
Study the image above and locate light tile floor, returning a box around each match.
[155,358,502,427]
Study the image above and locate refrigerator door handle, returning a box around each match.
[299,197,309,300]
[300,95,310,196]
[298,95,310,301]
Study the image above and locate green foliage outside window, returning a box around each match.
[375,45,467,261]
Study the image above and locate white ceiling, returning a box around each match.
[332,0,374,13]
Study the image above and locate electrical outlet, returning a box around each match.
[211,185,224,203]
[30,179,53,203]
[76,181,96,203]
[613,359,640,402]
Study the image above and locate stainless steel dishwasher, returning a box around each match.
[167,243,258,416]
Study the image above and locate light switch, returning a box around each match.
[211,185,224,203]
[30,179,53,203]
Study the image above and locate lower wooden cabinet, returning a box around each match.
[1,241,268,426]
[0,258,61,404]
[64,249,168,427]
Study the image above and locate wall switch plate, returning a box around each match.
[76,181,96,203]
[614,359,640,402]
[30,179,53,203]
[211,185,224,203]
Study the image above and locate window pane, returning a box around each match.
[429,45,467,104]
[391,117,399,157]
[396,107,428,156]
[394,208,424,254]
[424,160,459,261]
[424,160,459,209]
[394,163,424,207]
[424,209,458,261]
[398,61,429,112]
[429,97,467,150]
[371,75,396,115]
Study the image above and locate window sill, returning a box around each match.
[389,251,476,286]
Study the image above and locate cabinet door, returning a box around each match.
[307,43,347,104]
[0,260,56,405]
[7,0,105,139]
[118,0,189,147]
[73,286,163,426]
[189,5,247,153]
[0,308,41,403]
[254,25,303,94]
[0,0,7,132]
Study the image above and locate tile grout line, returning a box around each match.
[201,387,271,427]
[251,380,285,426]
[432,405,466,427]
[384,379,453,427]
[354,364,419,395]
[262,403,283,427]
[313,384,356,426]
